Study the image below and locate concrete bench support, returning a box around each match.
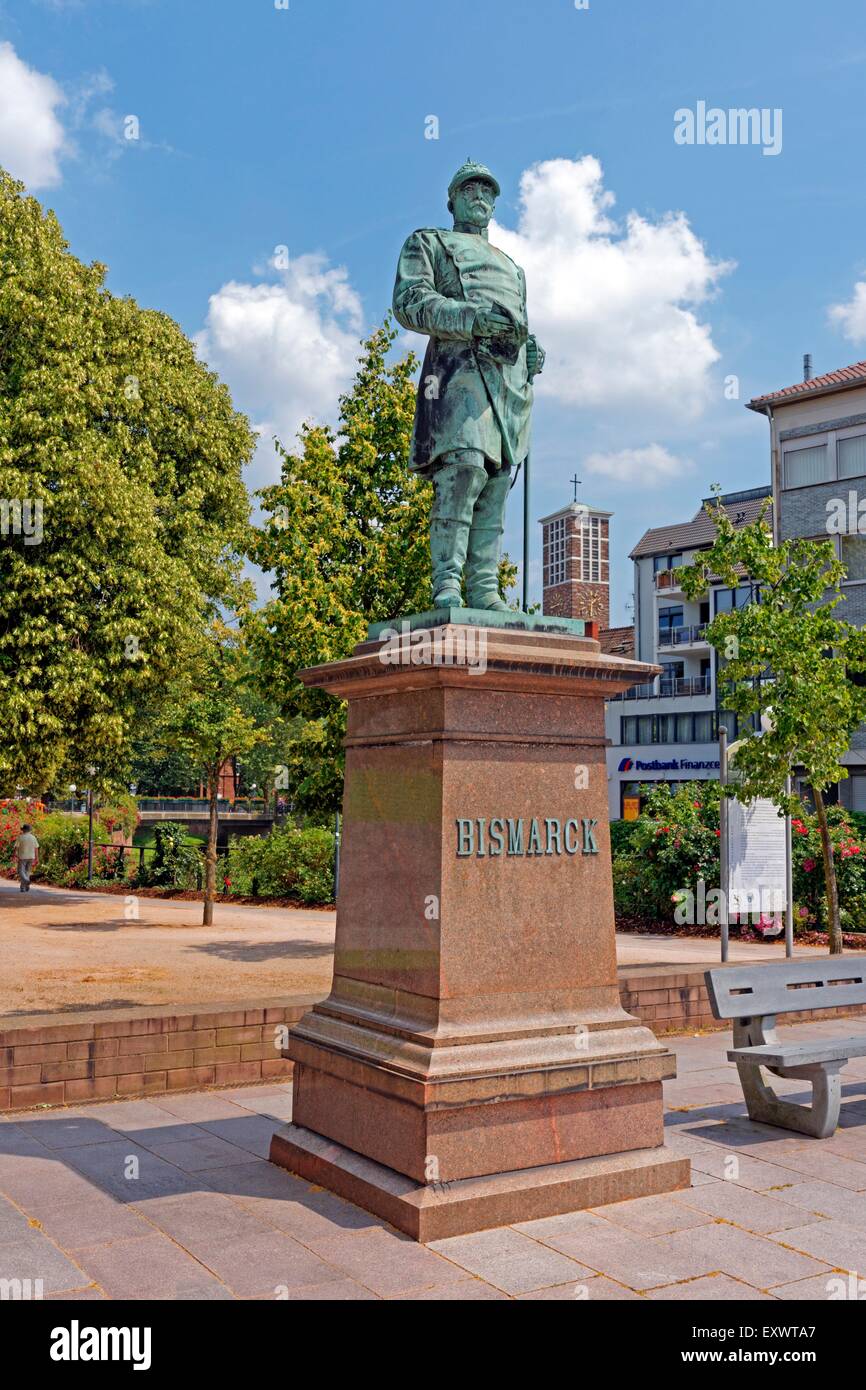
[732,1015,843,1139]
[706,958,866,1139]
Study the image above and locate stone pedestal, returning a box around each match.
[269,615,688,1239]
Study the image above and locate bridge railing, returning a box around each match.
[136,798,272,815]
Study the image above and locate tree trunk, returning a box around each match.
[203,766,219,927]
[813,787,843,955]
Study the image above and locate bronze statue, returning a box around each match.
[393,161,544,610]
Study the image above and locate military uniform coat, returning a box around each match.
[392,228,534,475]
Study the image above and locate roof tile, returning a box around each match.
[629,493,772,559]
[748,361,866,409]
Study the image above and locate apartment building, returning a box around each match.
[748,358,866,811]
[601,488,772,821]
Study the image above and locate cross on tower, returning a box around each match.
[570,474,582,503]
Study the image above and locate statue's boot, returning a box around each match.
[430,456,488,606]
[466,466,512,610]
[430,518,469,607]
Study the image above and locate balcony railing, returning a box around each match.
[612,675,711,701]
[659,676,711,697]
[654,568,684,591]
[657,624,708,648]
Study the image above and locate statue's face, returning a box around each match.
[452,178,496,228]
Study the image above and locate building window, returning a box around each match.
[838,434,866,481]
[693,711,714,742]
[841,535,866,582]
[715,585,755,614]
[653,553,684,574]
[658,606,684,635]
[783,443,831,489]
[637,715,654,744]
[621,712,718,747]
[579,515,602,582]
[674,712,691,741]
[842,773,866,813]
[717,709,737,741]
[543,517,566,586]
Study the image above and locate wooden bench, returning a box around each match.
[704,958,866,1138]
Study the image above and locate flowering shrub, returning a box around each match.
[612,782,722,925]
[97,794,140,840]
[35,814,109,884]
[611,785,866,933]
[0,800,69,874]
[2,799,140,886]
[790,805,866,931]
[63,844,131,888]
[0,801,30,869]
[224,826,334,904]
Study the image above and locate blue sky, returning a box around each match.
[3,0,866,619]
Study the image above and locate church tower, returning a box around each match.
[540,493,611,628]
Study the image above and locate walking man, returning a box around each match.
[16,822,39,892]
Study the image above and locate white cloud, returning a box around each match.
[490,156,733,418]
[829,280,866,343]
[0,42,67,188]
[195,252,364,492]
[584,443,692,485]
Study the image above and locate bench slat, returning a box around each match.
[728,1037,866,1068]
[706,958,866,1020]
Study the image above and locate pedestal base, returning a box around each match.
[270,1123,690,1242]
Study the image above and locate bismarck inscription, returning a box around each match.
[456,816,598,857]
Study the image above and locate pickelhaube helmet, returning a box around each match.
[447,159,501,213]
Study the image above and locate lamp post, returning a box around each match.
[86,766,96,882]
[522,451,530,612]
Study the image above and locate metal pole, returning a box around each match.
[784,773,794,958]
[333,811,341,900]
[87,786,94,883]
[522,451,530,612]
[719,726,729,963]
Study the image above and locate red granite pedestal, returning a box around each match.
[269,621,689,1240]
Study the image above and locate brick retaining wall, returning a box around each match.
[3,969,865,1112]
[620,962,866,1035]
[0,997,319,1113]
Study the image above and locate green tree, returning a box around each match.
[247,320,516,813]
[227,690,299,810]
[680,495,866,954]
[0,171,254,795]
[158,621,265,925]
[126,732,201,798]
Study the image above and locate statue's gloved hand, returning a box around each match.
[473,309,517,340]
[526,336,545,378]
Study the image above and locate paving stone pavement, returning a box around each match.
[1,1019,866,1301]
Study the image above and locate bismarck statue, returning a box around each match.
[393,161,545,611]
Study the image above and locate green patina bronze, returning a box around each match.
[393,161,544,612]
[366,607,587,641]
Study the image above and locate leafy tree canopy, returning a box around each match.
[679,493,866,951]
[0,171,255,795]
